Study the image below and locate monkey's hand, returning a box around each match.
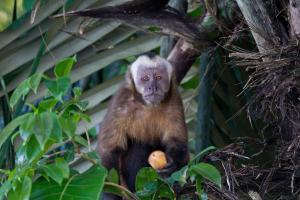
[158,139,189,178]
[157,157,176,178]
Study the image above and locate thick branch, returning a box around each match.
[235,0,288,54]
[160,0,188,58]
[167,39,201,83]
[53,7,208,45]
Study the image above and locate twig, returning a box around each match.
[104,182,140,200]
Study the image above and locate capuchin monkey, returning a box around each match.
[98,54,189,200]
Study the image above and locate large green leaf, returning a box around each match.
[19,113,35,142]
[33,112,54,149]
[9,73,42,108]
[0,113,31,148]
[135,167,158,192]
[31,165,107,200]
[44,77,71,101]
[7,176,32,200]
[24,136,42,163]
[0,180,12,200]
[0,0,14,32]
[190,163,222,188]
[41,158,70,185]
[54,56,77,78]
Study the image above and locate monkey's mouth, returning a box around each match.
[143,94,164,104]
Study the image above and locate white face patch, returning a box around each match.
[130,55,173,85]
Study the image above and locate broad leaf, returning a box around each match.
[9,74,43,108]
[54,56,76,78]
[31,165,107,200]
[0,180,12,200]
[7,176,32,200]
[19,114,35,142]
[107,169,119,184]
[34,112,54,149]
[9,79,30,109]
[0,113,31,148]
[44,77,71,101]
[136,182,157,199]
[24,136,42,163]
[50,114,63,143]
[135,167,158,191]
[74,135,88,147]
[37,98,58,112]
[59,117,77,138]
[29,73,43,93]
[135,168,159,199]
[169,166,188,186]
[155,178,175,200]
[42,158,69,185]
[190,163,222,188]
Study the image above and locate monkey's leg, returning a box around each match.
[100,150,122,200]
[121,142,153,192]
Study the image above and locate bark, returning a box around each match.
[167,39,201,83]
[195,50,215,153]
[235,0,288,54]
[160,0,188,58]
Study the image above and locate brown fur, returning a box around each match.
[97,63,189,198]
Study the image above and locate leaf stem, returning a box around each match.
[104,182,140,200]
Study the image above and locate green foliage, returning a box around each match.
[54,56,77,78]
[7,176,32,200]
[31,165,107,200]
[130,146,222,200]
[0,54,223,200]
[0,0,38,31]
[0,0,227,198]
[9,73,43,109]
[0,58,106,200]
[190,163,222,187]
[135,168,174,200]
[188,5,205,18]
[41,158,70,185]
[0,0,14,31]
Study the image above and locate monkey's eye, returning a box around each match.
[155,75,162,80]
[142,75,150,81]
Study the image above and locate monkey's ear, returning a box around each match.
[125,67,135,90]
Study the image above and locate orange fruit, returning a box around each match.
[148,150,167,170]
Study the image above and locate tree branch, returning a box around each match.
[235,0,288,54]
[167,39,201,83]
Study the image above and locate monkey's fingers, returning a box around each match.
[157,160,176,178]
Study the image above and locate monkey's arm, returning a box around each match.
[98,122,127,170]
[160,110,189,176]
[97,87,131,170]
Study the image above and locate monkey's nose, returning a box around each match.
[148,85,158,93]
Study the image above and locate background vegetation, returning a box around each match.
[0,0,299,199]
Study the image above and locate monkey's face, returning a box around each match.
[130,55,173,105]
